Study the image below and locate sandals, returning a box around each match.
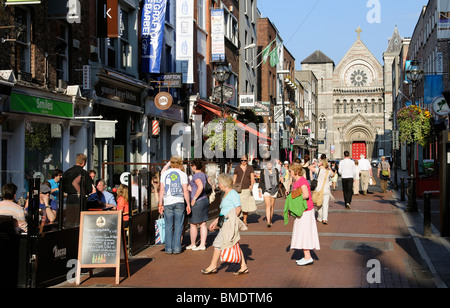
[234,268,249,276]
[201,268,217,275]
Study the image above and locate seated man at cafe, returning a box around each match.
[87,179,117,210]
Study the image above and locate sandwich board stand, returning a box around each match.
[76,211,130,285]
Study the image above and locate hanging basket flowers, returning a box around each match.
[397,105,432,147]
[203,116,237,152]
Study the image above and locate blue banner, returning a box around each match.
[141,0,167,73]
[424,75,443,105]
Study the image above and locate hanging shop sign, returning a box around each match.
[8,92,74,119]
[154,91,173,111]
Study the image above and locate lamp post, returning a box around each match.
[213,59,231,172]
[405,59,424,212]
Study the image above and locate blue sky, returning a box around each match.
[257,0,429,67]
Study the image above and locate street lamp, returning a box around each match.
[404,59,424,212]
[213,59,231,172]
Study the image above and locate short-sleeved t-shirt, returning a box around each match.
[293,177,314,211]
[161,169,188,205]
[234,165,254,190]
[190,172,207,200]
[220,189,241,216]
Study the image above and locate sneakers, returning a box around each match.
[186,245,196,250]
[296,258,314,266]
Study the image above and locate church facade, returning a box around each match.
[301,28,398,160]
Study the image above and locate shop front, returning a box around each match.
[92,69,148,188]
[0,85,87,197]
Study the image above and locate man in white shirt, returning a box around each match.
[338,151,356,209]
[358,154,372,195]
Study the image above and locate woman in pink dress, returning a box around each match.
[289,164,320,266]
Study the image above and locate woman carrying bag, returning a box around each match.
[201,174,248,275]
[312,159,334,225]
[258,160,281,227]
[377,156,390,193]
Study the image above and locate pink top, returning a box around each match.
[293,177,314,211]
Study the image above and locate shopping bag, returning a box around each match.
[155,214,165,244]
[220,242,242,263]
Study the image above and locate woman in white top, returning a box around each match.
[353,160,361,195]
[315,159,335,224]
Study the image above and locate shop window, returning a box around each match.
[25,122,63,182]
[120,9,130,70]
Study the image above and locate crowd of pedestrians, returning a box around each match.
[1,150,387,277]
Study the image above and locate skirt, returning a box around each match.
[239,189,257,213]
[290,209,320,250]
[189,197,209,224]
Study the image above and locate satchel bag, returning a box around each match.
[233,166,248,193]
[291,187,302,199]
[312,170,328,207]
[155,214,165,244]
[220,242,242,263]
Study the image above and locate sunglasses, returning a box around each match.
[241,159,247,162]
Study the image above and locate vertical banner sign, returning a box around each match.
[141,0,167,73]
[438,0,450,39]
[82,65,91,90]
[424,75,444,105]
[176,0,194,84]
[211,9,225,62]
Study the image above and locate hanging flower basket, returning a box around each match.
[203,116,237,152]
[397,105,432,147]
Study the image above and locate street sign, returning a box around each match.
[213,84,235,103]
[392,130,399,150]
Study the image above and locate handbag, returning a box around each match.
[310,169,320,191]
[204,175,213,195]
[291,187,302,199]
[155,214,165,244]
[220,242,242,263]
[217,214,225,228]
[233,166,248,193]
[312,170,328,207]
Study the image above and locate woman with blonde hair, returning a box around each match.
[314,159,334,224]
[116,184,129,228]
[159,155,191,254]
[201,174,248,275]
[289,164,320,266]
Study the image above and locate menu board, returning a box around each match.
[76,211,129,285]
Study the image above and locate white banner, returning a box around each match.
[176,0,194,84]
[211,9,225,62]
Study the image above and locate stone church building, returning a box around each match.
[301,27,400,160]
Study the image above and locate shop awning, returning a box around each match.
[195,100,271,141]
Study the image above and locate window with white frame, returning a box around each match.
[223,6,238,47]
[197,0,206,30]
[14,7,31,73]
[55,23,69,81]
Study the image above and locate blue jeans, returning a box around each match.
[164,202,185,254]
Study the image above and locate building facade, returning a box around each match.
[302,30,390,161]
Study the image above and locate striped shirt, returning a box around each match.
[0,200,28,233]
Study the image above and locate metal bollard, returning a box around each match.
[400,178,405,201]
[423,192,432,237]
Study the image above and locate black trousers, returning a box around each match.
[342,178,354,205]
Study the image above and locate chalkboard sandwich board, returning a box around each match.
[76,211,129,285]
